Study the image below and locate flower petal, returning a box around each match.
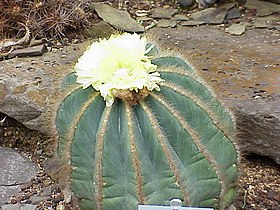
[74,33,164,106]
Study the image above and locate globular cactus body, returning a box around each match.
[56,50,238,210]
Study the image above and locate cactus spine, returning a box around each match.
[56,46,239,210]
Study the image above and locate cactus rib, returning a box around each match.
[140,101,191,204]
[150,92,227,208]
[161,81,234,149]
[125,103,146,204]
[158,68,235,133]
[57,88,100,161]
[95,106,112,210]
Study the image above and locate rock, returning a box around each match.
[0,96,42,124]
[227,204,237,210]
[254,19,273,29]
[265,0,280,4]
[93,3,144,32]
[198,0,217,7]
[245,0,280,16]
[1,204,36,210]
[174,14,190,21]
[236,99,280,164]
[180,20,205,26]
[136,17,153,22]
[0,147,38,206]
[85,21,117,39]
[226,7,241,20]
[178,0,194,7]
[253,16,280,29]
[62,186,72,204]
[225,24,246,35]
[0,186,21,206]
[0,83,8,104]
[41,187,52,196]
[30,195,50,204]
[29,39,45,47]
[191,8,228,24]
[7,44,47,59]
[151,8,178,19]
[157,19,177,28]
[253,19,268,28]
[0,43,85,134]
[56,204,65,210]
[219,3,236,10]
[191,8,216,20]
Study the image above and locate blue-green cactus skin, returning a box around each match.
[56,52,238,210]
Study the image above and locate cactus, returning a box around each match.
[56,41,239,210]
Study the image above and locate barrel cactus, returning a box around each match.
[56,33,239,210]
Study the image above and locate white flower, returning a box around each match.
[75,33,164,106]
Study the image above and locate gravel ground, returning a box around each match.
[235,155,280,209]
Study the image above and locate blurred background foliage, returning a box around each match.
[0,0,99,39]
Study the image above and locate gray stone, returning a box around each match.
[191,8,228,24]
[0,186,21,206]
[30,195,50,204]
[0,147,38,185]
[93,3,144,32]
[0,43,86,134]
[2,204,36,210]
[0,83,8,104]
[245,0,280,16]
[253,16,280,29]
[62,186,72,204]
[151,8,178,19]
[178,0,194,7]
[0,147,38,206]
[191,8,216,20]
[0,97,42,124]
[235,99,280,164]
[225,24,246,35]
[265,0,280,4]
[254,19,273,29]
[174,14,190,21]
[197,0,217,7]
[136,17,153,22]
[226,7,241,20]
[157,19,177,28]
[180,20,205,26]
[85,21,117,39]
[7,44,47,59]
[219,3,236,10]
[41,187,52,197]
